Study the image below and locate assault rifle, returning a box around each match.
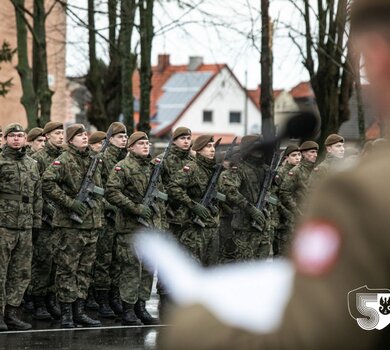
[193,137,237,228]
[138,139,172,228]
[251,150,283,231]
[70,127,114,224]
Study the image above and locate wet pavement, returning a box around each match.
[0,293,163,350]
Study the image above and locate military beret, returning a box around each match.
[89,131,106,145]
[173,126,192,140]
[239,135,262,154]
[284,144,300,157]
[109,122,127,136]
[66,124,86,142]
[4,123,25,137]
[27,127,44,142]
[128,131,148,147]
[325,134,344,146]
[300,141,319,151]
[42,121,63,135]
[192,135,214,152]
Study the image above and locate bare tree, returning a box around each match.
[0,41,16,97]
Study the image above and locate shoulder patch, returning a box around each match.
[288,171,294,176]
[231,166,238,171]
[292,220,342,276]
[183,165,190,173]
[313,167,319,172]
[99,159,103,163]
[115,166,122,171]
[52,160,61,166]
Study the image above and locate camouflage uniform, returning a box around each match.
[105,151,164,305]
[42,144,103,303]
[94,144,127,292]
[278,158,317,254]
[166,154,220,266]
[30,142,62,298]
[310,153,341,185]
[218,201,235,264]
[219,156,270,261]
[0,145,42,309]
[156,144,194,239]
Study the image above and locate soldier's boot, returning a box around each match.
[86,287,99,310]
[4,305,32,330]
[23,292,34,313]
[134,299,160,325]
[95,290,115,318]
[45,292,61,320]
[109,286,123,315]
[59,302,75,329]
[72,299,101,327]
[0,311,8,331]
[32,296,51,320]
[122,301,142,326]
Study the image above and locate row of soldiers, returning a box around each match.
[0,119,347,331]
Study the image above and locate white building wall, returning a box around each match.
[172,67,262,136]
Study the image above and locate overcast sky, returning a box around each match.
[66,0,309,90]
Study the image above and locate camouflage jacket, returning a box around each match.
[26,146,35,156]
[32,141,63,227]
[0,145,42,229]
[219,157,267,230]
[105,151,164,233]
[311,153,342,185]
[154,144,194,225]
[166,153,220,228]
[42,144,103,229]
[279,158,316,222]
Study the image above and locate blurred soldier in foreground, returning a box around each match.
[158,0,390,348]
[42,124,102,328]
[26,128,45,155]
[0,123,42,331]
[105,132,162,326]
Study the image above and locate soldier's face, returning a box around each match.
[327,142,345,158]
[110,133,128,149]
[198,142,215,160]
[47,129,64,147]
[90,141,103,153]
[302,149,318,163]
[31,136,46,152]
[70,132,89,150]
[287,151,301,166]
[174,135,192,150]
[6,132,27,149]
[131,140,150,157]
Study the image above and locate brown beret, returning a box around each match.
[325,134,344,147]
[4,123,25,137]
[109,122,127,136]
[66,124,86,142]
[284,144,300,157]
[27,127,44,142]
[239,135,262,154]
[42,121,63,135]
[128,131,148,147]
[89,131,106,145]
[300,141,319,151]
[192,135,214,152]
[173,126,192,140]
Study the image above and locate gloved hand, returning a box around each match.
[247,205,265,227]
[191,203,209,220]
[70,200,88,216]
[137,204,153,220]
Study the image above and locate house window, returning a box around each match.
[203,110,213,123]
[229,111,241,123]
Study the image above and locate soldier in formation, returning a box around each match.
[26,128,45,156]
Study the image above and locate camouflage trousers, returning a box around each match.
[273,228,293,257]
[54,228,98,303]
[117,233,154,305]
[0,227,32,308]
[218,216,235,264]
[31,227,57,296]
[94,222,120,290]
[232,229,271,261]
[180,225,219,267]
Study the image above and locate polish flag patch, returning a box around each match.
[115,166,122,171]
[52,160,61,166]
[183,166,190,173]
[288,171,294,176]
[292,221,342,276]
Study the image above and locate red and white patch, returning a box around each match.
[52,160,61,166]
[231,166,238,171]
[313,167,319,172]
[288,171,294,176]
[115,166,122,171]
[183,165,190,173]
[292,221,341,276]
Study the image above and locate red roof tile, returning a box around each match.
[289,81,314,98]
[247,85,283,109]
